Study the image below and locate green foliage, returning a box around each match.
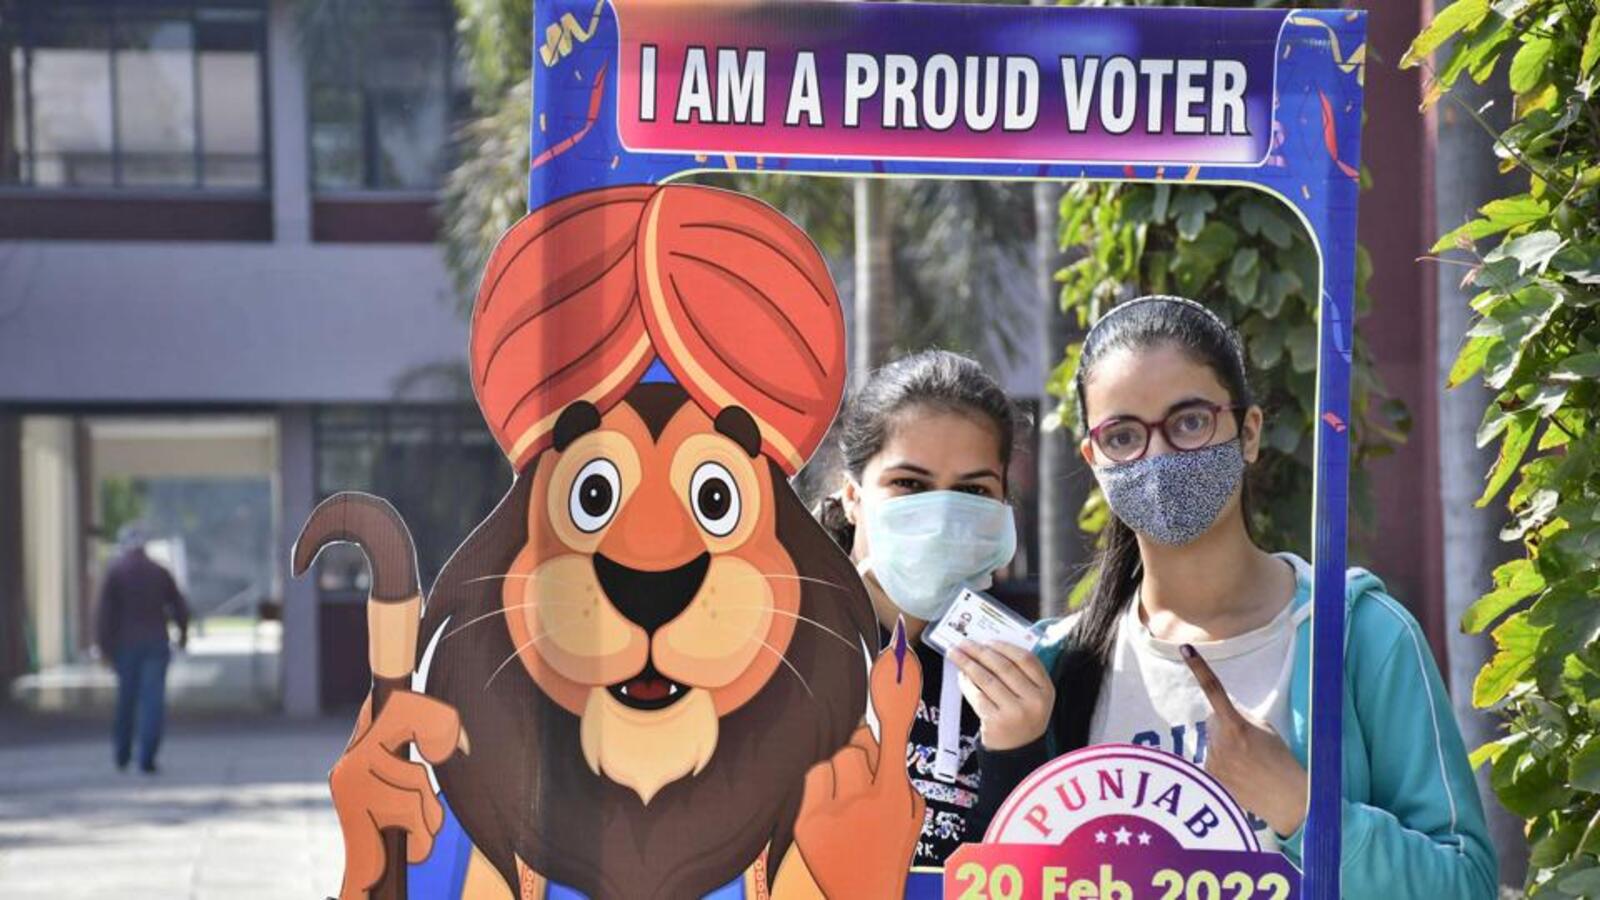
[439,0,535,312]
[99,477,147,542]
[1406,0,1600,894]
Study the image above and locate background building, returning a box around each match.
[0,0,1481,776]
[0,0,506,716]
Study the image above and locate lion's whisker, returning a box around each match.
[460,572,595,590]
[747,636,815,698]
[724,571,856,594]
[700,617,815,699]
[481,620,591,691]
[712,605,859,652]
[440,599,587,643]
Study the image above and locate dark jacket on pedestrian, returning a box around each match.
[96,548,190,655]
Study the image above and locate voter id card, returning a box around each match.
[923,587,1040,657]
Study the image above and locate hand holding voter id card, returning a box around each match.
[925,589,1053,768]
[923,587,1041,657]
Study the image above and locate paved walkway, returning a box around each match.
[0,712,349,899]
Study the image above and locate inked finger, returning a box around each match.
[867,617,923,780]
[1180,644,1243,723]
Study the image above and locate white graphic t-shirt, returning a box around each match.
[1087,553,1310,850]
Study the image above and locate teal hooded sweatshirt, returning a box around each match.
[981,554,1497,898]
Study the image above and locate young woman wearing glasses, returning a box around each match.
[956,295,1496,897]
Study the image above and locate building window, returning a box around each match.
[312,405,506,593]
[0,1,267,190]
[306,0,467,192]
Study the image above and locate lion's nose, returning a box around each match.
[593,552,711,634]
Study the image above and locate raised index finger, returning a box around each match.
[1179,644,1243,724]
[867,617,923,782]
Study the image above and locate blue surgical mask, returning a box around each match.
[859,490,1018,621]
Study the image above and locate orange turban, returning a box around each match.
[471,184,847,475]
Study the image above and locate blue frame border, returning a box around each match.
[526,5,1365,897]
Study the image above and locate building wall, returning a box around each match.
[0,241,466,405]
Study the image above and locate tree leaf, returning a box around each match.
[1469,734,1524,770]
[1250,324,1285,368]
[1257,270,1300,319]
[1551,353,1600,383]
[1510,37,1555,93]
[1486,230,1567,275]
[1403,0,1491,68]
[1478,412,1538,506]
[1462,558,1546,633]
[1562,652,1600,713]
[1286,322,1318,374]
[1475,610,1544,707]
[1151,183,1172,224]
[1172,190,1218,242]
[1583,13,1600,77]
[1559,866,1600,896]
[1433,195,1551,253]
[1491,728,1571,816]
[1553,244,1600,285]
[1570,741,1600,794]
[1239,198,1295,249]
[1449,335,1495,387]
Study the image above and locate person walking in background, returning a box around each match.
[96,522,190,774]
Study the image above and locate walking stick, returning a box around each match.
[294,492,422,900]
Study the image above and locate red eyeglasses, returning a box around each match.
[1087,400,1248,463]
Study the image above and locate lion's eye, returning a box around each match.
[690,462,741,537]
[570,459,621,533]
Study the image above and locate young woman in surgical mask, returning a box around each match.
[815,349,1053,868]
[972,296,1495,898]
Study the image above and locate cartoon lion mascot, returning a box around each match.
[295,184,926,900]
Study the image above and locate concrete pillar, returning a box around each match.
[268,0,312,245]
[20,417,81,670]
[279,405,320,717]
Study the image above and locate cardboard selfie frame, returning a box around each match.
[526,2,1364,896]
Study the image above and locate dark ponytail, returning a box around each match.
[813,349,1022,552]
[1052,295,1255,751]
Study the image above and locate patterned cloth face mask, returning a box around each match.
[1094,439,1246,546]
